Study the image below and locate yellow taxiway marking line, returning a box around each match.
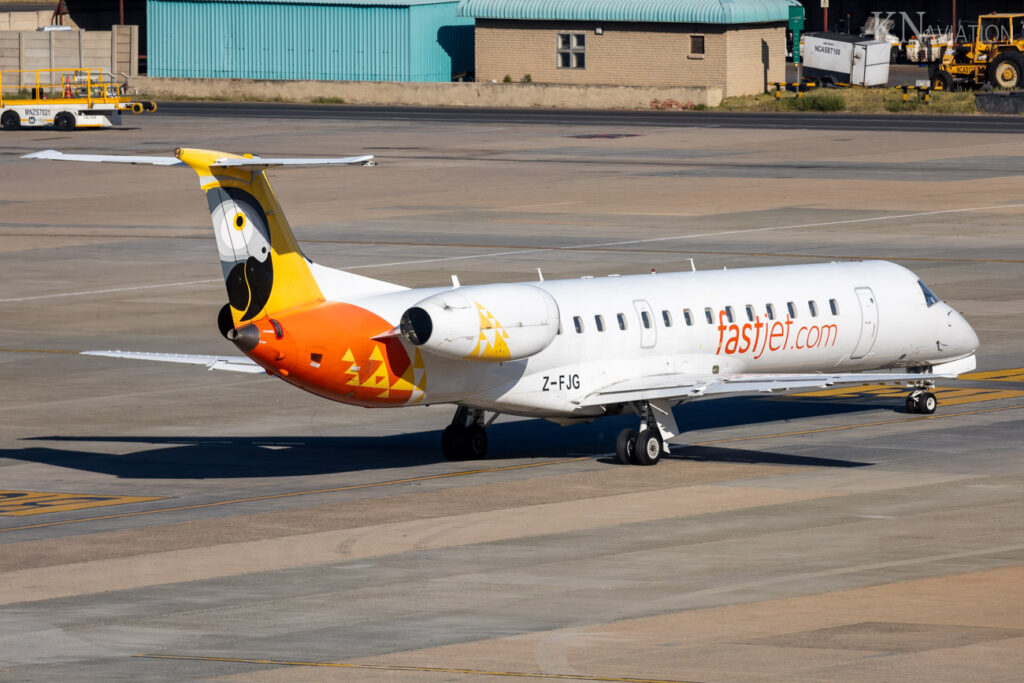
[134,654,699,683]
[789,384,1024,406]
[0,491,165,517]
[0,458,589,533]
[961,368,1024,383]
[690,403,1024,447]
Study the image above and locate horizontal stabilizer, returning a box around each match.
[23,150,184,165]
[23,149,374,168]
[83,350,266,374]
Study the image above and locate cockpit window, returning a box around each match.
[919,280,940,307]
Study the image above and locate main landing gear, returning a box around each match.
[905,388,938,415]
[442,406,496,461]
[615,400,678,466]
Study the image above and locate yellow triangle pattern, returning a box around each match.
[342,348,360,387]
[469,302,511,361]
[339,346,427,403]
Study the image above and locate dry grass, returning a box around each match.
[718,87,978,115]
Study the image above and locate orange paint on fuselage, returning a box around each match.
[245,302,421,407]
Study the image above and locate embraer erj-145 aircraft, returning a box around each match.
[25,148,980,465]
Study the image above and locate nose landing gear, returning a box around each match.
[442,406,496,461]
[905,388,938,414]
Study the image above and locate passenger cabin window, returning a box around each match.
[662,310,672,327]
[829,298,839,315]
[919,280,940,307]
[745,305,755,322]
[787,302,797,319]
[595,314,605,332]
[683,309,693,326]
[704,307,714,324]
[641,311,652,329]
[808,300,818,317]
[725,306,734,323]
[765,303,776,321]
[617,313,627,330]
[573,316,583,333]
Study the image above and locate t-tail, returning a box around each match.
[23,147,403,338]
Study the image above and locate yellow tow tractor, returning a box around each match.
[931,13,1024,91]
[0,68,156,131]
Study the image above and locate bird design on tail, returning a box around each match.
[207,185,274,322]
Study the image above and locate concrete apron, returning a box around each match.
[130,76,724,109]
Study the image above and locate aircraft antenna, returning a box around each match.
[689,258,696,272]
[537,268,544,282]
[451,275,461,288]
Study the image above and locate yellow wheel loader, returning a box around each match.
[931,14,1024,91]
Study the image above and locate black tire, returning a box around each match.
[615,428,637,465]
[458,424,488,460]
[989,54,1024,89]
[1,110,19,131]
[441,424,462,461]
[633,428,663,466]
[905,395,920,414]
[919,392,938,415]
[931,70,954,92]
[54,112,76,131]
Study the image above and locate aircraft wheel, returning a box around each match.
[919,391,938,415]
[54,112,76,131]
[615,428,637,465]
[458,424,488,460]
[633,428,663,466]
[905,395,920,414]
[1,110,19,131]
[441,424,462,461]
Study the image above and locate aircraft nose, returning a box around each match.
[946,307,979,354]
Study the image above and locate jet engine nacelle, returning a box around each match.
[399,283,560,362]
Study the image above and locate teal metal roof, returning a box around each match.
[457,0,798,24]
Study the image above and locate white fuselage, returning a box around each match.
[332,260,978,418]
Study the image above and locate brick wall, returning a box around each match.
[725,25,786,96]
[475,19,785,97]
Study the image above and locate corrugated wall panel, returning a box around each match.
[409,3,473,80]
[149,0,464,81]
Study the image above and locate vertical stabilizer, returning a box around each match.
[175,147,324,326]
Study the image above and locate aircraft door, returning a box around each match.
[851,287,878,359]
[633,299,656,349]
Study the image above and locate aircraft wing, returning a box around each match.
[575,369,965,407]
[82,350,266,374]
[23,150,373,168]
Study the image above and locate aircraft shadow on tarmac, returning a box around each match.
[8,397,877,479]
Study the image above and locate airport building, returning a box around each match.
[146,0,474,81]
[457,0,798,96]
